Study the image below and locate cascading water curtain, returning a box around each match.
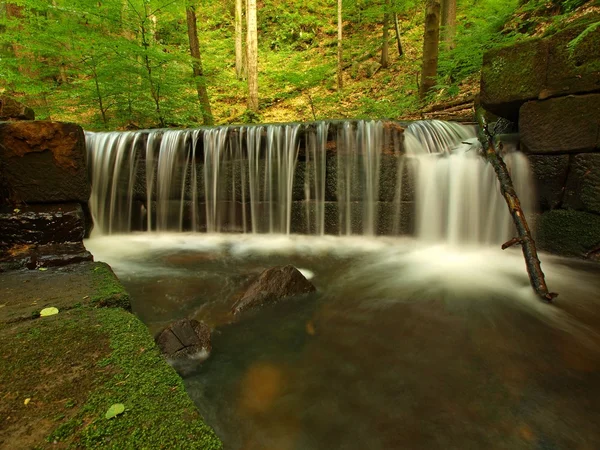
[86,119,533,243]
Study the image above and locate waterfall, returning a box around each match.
[86,119,533,244]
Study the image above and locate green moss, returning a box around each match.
[48,308,222,449]
[536,209,600,256]
[90,262,131,310]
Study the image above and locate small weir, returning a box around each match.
[86,119,533,244]
[84,119,600,450]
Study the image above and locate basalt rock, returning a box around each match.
[0,121,89,204]
[0,96,35,121]
[232,265,316,315]
[155,318,212,360]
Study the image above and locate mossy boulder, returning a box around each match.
[481,19,600,120]
[480,37,548,120]
[536,209,600,257]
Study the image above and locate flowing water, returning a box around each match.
[85,120,600,449]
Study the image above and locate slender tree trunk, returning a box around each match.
[235,0,245,80]
[419,0,441,100]
[186,4,214,125]
[441,0,457,49]
[394,13,403,57]
[246,0,258,111]
[380,0,390,68]
[337,0,343,90]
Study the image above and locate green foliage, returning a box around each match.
[567,21,600,54]
[437,0,521,89]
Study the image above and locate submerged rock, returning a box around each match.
[155,318,212,361]
[231,265,316,316]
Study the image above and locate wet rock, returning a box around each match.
[520,94,600,154]
[536,209,600,257]
[155,318,212,360]
[0,203,85,246]
[0,121,89,204]
[527,155,570,210]
[0,96,35,121]
[232,265,316,315]
[563,154,600,214]
[0,242,93,271]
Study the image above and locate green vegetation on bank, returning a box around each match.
[0,0,596,129]
[0,262,221,449]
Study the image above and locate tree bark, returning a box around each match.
[337,0,343,90]
[419,0,441,100]
[186,5,214,125]
[441,0,457,49]
[235,0,245,80]
[394,13,403,57]
[476,108,557,302]
[380,0,390,68]
[246,0,258,111]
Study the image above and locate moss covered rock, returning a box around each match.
[536,209,600,257]
[481,19,600,120]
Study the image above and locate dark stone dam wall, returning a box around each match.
[481,16,600,259]
[0,113,93,270]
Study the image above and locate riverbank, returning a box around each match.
[0,261,221,449]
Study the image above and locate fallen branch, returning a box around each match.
[476,108,557,302]
[501,237,522,250]
[421,95,475,114]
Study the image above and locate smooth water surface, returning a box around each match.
[87,234,600,450]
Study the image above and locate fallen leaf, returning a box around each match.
[13,208,20,213]
[105,403,125,419]
[24,398,31,405]
[40,307,59,317]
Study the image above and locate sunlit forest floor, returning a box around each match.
[28,0,600,129]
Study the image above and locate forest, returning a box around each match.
[0,0,597,130]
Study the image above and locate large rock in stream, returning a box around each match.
[155,319,212,360]
[232,265,316,316]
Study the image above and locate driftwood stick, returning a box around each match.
[476,108,557,302]
[501,237,522,250]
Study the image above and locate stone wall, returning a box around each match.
[0,106,92,270]
[481,18,600,259]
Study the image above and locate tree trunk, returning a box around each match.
[394,13,403,57]
[246,0,258,111]
[419,0,441,100]
[380,0,390,68]
[186,4,214,125]
[235,0,245,80]
[441,0,457,49]
[337,0,343,90]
